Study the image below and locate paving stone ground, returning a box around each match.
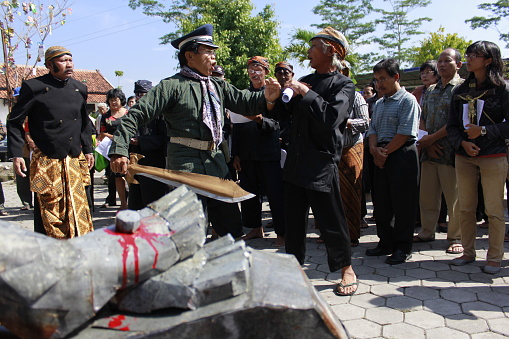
[1,167,508,339]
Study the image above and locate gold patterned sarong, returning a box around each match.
[30,149,93,239]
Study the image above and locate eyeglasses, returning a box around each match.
[420,70,435,76]
[248,69,264,75]
[198,49,216,56]
[464,53,486,60]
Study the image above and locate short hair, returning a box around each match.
[127,96,136,102]
[106,88,126,106]
[373,58,400,78]
[364,82,377,95]
[446,48,462,63]
[178,42,200,68]
[97,103,107,108]
[419,60,438,76]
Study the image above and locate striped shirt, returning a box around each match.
[343,91,369,148]
[367,87,420,143]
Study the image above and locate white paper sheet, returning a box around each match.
[95,137,112,160]
[418,129,428,140]
[229,112,252,124]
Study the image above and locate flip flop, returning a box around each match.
[334,280,359,297]
[446,244,464,254]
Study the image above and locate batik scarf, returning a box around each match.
[180,66,223,145]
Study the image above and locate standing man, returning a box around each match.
[414,48,464,254]
[281,27,357,296]
[108,24,281,239]
[232,56,285,246]
[8,46,95,239]
[366,58,420,265]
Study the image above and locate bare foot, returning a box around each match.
[275,235,285,247]
[242,227,264,240]
[336,265,358,296]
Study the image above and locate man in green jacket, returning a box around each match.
[109,24,280,238]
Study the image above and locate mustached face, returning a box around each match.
[47,54,74,80]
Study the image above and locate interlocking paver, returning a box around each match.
[357,273,388,286]
[388,275,422,287]
[342,319,382,339]
[477,291,509,307]
[349,293,386,309]
[421,278,456,288]
[425,327,471,339]
[331,303,365,321]
[420,261,450,271]
[365,306,404,325]
[471,332,509,339]
[462,301,504,320]
[423,298,463,316]
[386,296,422,311]
[446,314,489,334]
[370,283,404,297]
[405,286,439,301]
[375,266,404,278]
[440,288,477,303]
[304,269,327,280]
[405,267,436,279]
[383,322,425,339]
[436,269,470,282]
[404,309,444,329]
[487,318,509,336]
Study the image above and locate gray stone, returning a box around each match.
[389,275,422,287]
[342,319,382,338]
[331,303,365,321]
[356,273,388,286]
[445,314,489,334]
[405,267,437,279]
[437,270,470,282]
[462,301,504,319]
[471,332,509,339]
[440,288,477,303]
[477,291,509,307]
[383,322,425,339]
[425,327,471,339]
[365,306,404,325]
[370,283,404,297]
[115,209,141,233]
[423,298,462,316]
[405,286,440,301]
[404,309,444,329]
[349,293,386,309]
[420,261,451,271]
[421,278,456,288]
[375,266,404,277]
[487,318,509,336]
[386,296,422,311]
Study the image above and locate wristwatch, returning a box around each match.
[481,126,487,136]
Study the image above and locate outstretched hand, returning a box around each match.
[264,78,281,103]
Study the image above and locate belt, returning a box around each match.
[169,137,217,151]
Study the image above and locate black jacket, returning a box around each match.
[275,71,355,192]
[447,77,509,157]
[8,73,93,159]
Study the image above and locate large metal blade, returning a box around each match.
[126,154,254,203]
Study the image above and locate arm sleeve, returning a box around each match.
[7,82,34,158]
[446,88,464,151]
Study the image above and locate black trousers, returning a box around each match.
[372,143,419,254]
[284,171,351,272]
[238,159,285,236]
[128,176,169,210]
[201,196,244,238]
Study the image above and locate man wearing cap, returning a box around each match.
[8,46,95,239]
[127,80,169,210]
[277,27,358,296]
[231,56,285,246]
[274,61,294,151]
[109,24,281,239]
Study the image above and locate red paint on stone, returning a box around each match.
[108,315,130,331]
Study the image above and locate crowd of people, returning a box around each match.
[3,23,509,298]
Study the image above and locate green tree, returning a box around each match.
[0,0,70,109]
[285,28,315,68]
[128,0,285,89]
[409,27,472,67]
[312,0,377,73]
[373,0,432,66]
[466,0,509,48]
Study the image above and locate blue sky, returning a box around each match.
[17,0,509,97]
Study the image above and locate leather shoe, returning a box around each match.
[482,264,501,274]
[385,250,411,265]
[366,247,392,256]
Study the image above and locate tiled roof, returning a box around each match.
[0,64,114,103]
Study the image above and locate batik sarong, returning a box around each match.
[30,149,93,239]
